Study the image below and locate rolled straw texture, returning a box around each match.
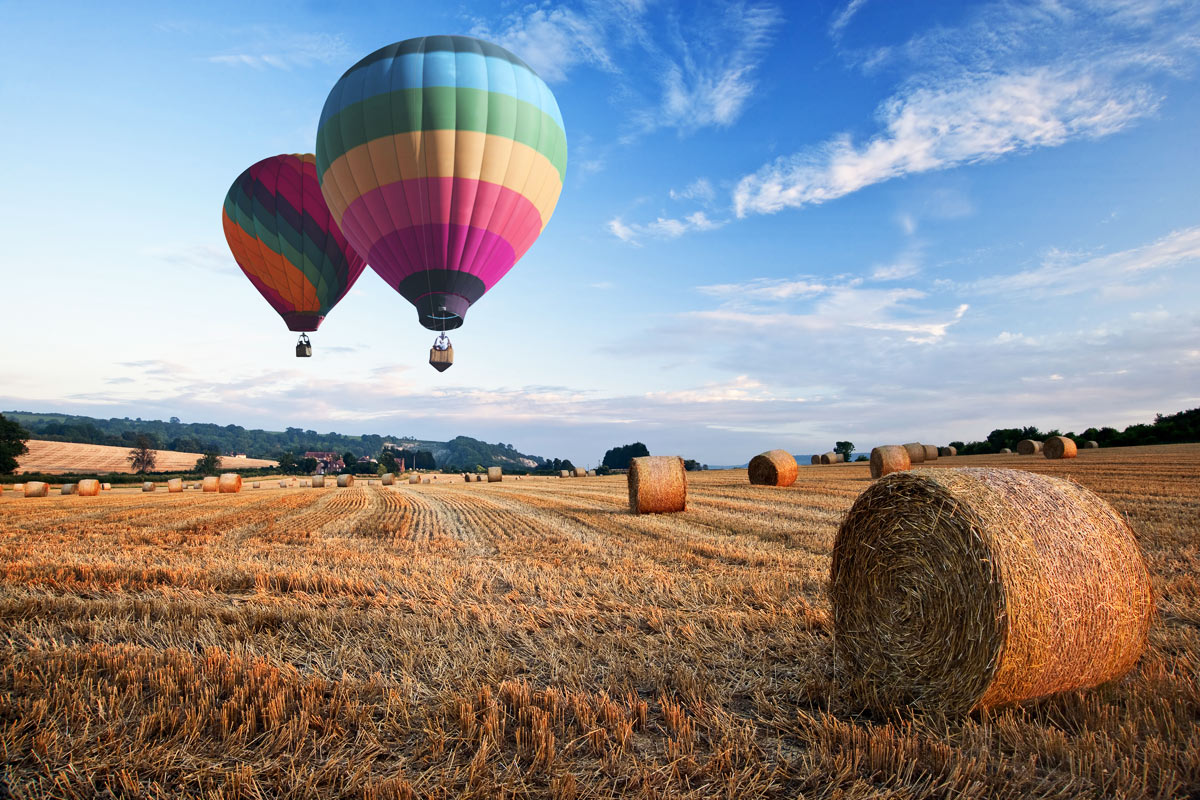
[923,445,939,461]
[142,482,155,492]
[311,476,326,488]
[869,446,911,480]
[1016,439,1042,455]
[1084,441,1099,449]
[409,474,421,484]
[488,467,502,482]
[831,468,1152,714]
[820,452,838,465]
[474,475,483,482]
[748,449,799,487]
[560,470,570,478]
[101,483,111,490]
[202,477,219,492]
[939,446,957,457]
[25,482,49,497]
[60,484,77,495]
[627,456,687,514]
[587,470,596,477]
[167,479,183,493]
[1000,448,1013,454]
[218,474,242,493]
[463,474,472,482]
[811,455,821,465]
[902,443,926,464]
[252,481,261,488]
[574,468,587,478]
[279,481,288,488]
[337,474,354,488]
[1044,436,1078,460]
[382,473,395,485]
[422,477,431,484]
[76,479,100,497]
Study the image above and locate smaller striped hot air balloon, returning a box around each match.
[222,153,367,356]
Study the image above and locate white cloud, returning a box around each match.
[471,7,616,83]
[870,249,922,281]
[669,178,717,203]
[207,31,350,70]
[606,211,727,243]
[969,225,1200,298]
[606,217,639,244]
[734,67,1158,216]
[697,278,828,301]
[829,0,869,38]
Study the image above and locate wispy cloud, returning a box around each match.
[829,0,869,39]
[207,30,350,70]
[697,278,828,301]
[669,177,716,203]
[142,244,235,275]
[471,6,618,83]
[607,211,725,244]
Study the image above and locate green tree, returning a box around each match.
[127,434,157,474]
[379,450,399,474]
[683,459,701,471]
[342,452,357,472]
[601,442,649,470]
[299,457,318,474]
[195,449,221,475]
[834,441,855,462]
[0,413,30,474]
[277,451,297,474]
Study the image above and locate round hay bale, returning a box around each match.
[748,449,799,487]
[24,481,48,498]
[902,443,926,465]
[409,474,421,485]
[820,451,838,465]
[474,474,483,482]
[938,446,957,457]
[488,466,502,482]
[311,475,326,488]
[382,473,394,485]
[422,477,431,484]
[167,478,183,493]
[999,448,1013,454]
[251,481,261,489]
[869,446,911,480]
[463,473,472,482]
[1015,439,1042,455]
[279,480,288,488]
[573,468,587,478]
[627,456,687,514]
[831,467,1152,714]
[1043,436,1077,460]
[102,483,111,491]
[77,479,101,497]
[923,445,939,462]
[202,476,219,492]
[337,474,354,488]
[60,483,77,495]
[142,482,155,493]
[811,454,821,465]
[560,470,570,478]
[587,470,596,477]
[218,474,242,493]
[1083,440,1099,449]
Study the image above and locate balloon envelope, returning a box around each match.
[315,35,566,330]
[222,153,367,332]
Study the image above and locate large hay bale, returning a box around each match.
[939,446,957,457]
[820,451,838,465]
[1083,440,1099,449]
[748,449,798,487]
[310,475,325,488]
[77,479,100,497]
[409,474,421,485]
[60,483,77,495]
[24,481,48,498]
[167,478,183,493]
[831,468,1151,714]
[999,448,1013,454]
[337,474,354,488]
[382,473,394,486]
[627,456,687,514]
[142,482,156,493]
[573,468,587,478]
[218,474,242,493]
[488,467,502,482]
[202,476,219,492]
[1043,436,1077,460]
[923,445,939,461]
[1016,439,1042,455]
[869,445,911,480]
[560,470,570,478]
[902,443,926,465]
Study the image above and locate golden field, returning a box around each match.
[15,439,277,474]
[1,445,1197,799]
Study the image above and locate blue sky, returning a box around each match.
[2,0,1198,466]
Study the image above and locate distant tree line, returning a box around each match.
[949,407,1200,454]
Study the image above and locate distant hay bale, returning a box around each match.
[310,476,325,488]
[488,467,502,482]
[560,470,570,478]
[869,446,911,480]
[923,445,939,462]
[142,482,155,493]
[202,476,219,492]
[820,452,839,465]
[382,473,394,485]
[422,477,431,484]
[1016,439,1042,455]
[1084,440,1099,449]
[627,456,687,514]
[279,480,288,488]
[574,468,587,478]
[748,449,799,487]
[60,483,77,495]
[24,482,48,498]
[999,448,1013,454]
[587,470,596,477]
[77,479,100,497]
[939,446,957,457]
[463,474,472,482]
[474,475,483,482]
[337,474,354,488]
[811,455,821,465]
[102,483,111,491]
[831,468,1152,714]
[252,481,261,489]
[409,474,421,485]
[902,443,926,465]
[167,479,183,493]
[1043,436,1078,460]
[218,474,242,493]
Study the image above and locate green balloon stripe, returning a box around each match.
[316,86,567,182]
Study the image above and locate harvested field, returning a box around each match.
[15,439,277,474]
[1,444,1198,798]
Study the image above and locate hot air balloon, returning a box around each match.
[315,35,567,370]
[222,153,367,357]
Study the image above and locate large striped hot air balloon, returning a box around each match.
[222,153,367,357]
[315,35,566,369]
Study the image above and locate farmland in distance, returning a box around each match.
[14,439,277,474]
[1,445,1198,798]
